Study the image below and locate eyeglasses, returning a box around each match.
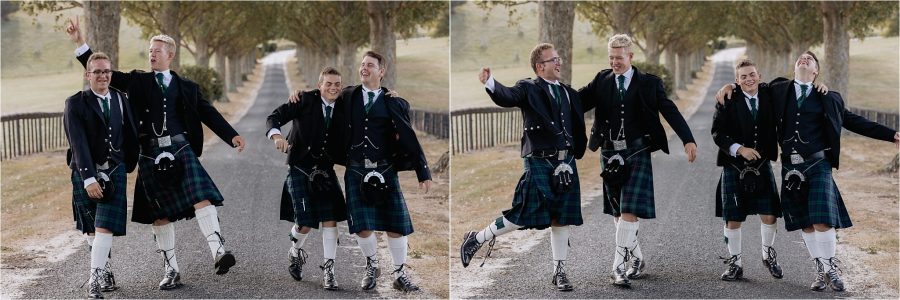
[539,57,563,65]
[88,69,112,75]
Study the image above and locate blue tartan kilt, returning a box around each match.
[344,164,413,236]
[780,159,851,232]
[715,161,781,222]
[600,149,655,219]
[71,164,128,236]
[502,154,583,230]
[135,140,223,223]
[279,165,348,229]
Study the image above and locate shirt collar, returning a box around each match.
[91,89,110,99]
[362,85,382,94]
[741,90,759,99]
[321,96,335,108]
[541,77,561,86]
[154,70,172,79]
[618,67,635,79]
[794,79,813,87]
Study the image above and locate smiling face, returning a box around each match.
[535,48,562,81]
[735,65,760,95]
[359,55,384,87]
[794,52,819,81]
[318,74,342,102]
[86,58,111,94]
[608,46,633,75]
[149,40,174,71]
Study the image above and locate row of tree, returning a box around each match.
[477,1,897,104]
[20,1,447,98]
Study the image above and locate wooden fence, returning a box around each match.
[1,112,67,160]
[451,107,521,154]
[410,109,449,139]
[847,107,899,132]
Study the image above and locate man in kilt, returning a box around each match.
[65,52,139,299]
[711,59,783,281]
[68,19,246,290]
[578,34,697,287]
[717,51,900,292]
[267,67,348,290]
[292,51,431,292]
[458,43,587,292]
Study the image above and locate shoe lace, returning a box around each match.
[320,259,335,278]
[81,268,105,289]
[462,233,483,260]
[206,231,226,256]
[392,264,416,287]
[812,258,827,280]
[291,247,308,266]
[826,257,842,277]
[719,254,740,266]
[616,246,632,272]
[764,246,778,265]
[478,236,496,268]
[165,268,178,280]
[365,257,380,278]
[554,260,568,279]
[103,261,116,286]
[156,248,177,273]
[629,248,641,269]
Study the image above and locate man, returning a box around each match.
[292,51,432,292]
[710,59,782,281]
[65,52,139,299]
[718,51,900,292]
[578,34,697,287]
[67,18,246,290]
[458,43,586,292]
[266,67,348,290]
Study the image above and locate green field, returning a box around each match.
[394,37,450,111]
[814,36,899,112]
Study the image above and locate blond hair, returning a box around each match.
[607,34,633,53]
[318,66,342,84]
[86,52,110,69]
[734,59,758,77]
[530,43,555,74]
[150,34,176,54]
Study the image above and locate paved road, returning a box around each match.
[22,51,412,299]
[460,54,853,298]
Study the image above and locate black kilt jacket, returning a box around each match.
[331,85,431,182]
[767,78,895,169]
[486,77,587,159]
[64,88,139,177]
[579,67,695,153]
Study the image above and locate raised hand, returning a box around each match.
[478,67,491,85]
[65,17,84,45]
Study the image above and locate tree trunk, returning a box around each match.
[227,55,240,92]
[821,1,850,96]
[676,51,689,89]
[161,1,181,71]
[538,0,575,83]
[664,49,676,77]
[643,30,661,65]
[214,52,228,95]
[338,41,359,87]
[83,1,120,70]
[611,1,632,36]
[194,39,210,69]
[367,1,398,89]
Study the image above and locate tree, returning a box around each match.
[537,1,575,83]
[368,1,447,88]
[1,0,20,22]
[20,1,121,69]
[821,1,897,99]
[121,1,195,71]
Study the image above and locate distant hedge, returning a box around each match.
[180,65,225,102]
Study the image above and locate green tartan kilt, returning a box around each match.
[134,141,223,223]
[715,161,781,222]
[279,165,348,229]
[780,159,851,232]
[600,149,655,219]
[502,155,583,230]
[344,164,413,236]
[71,163,128,236]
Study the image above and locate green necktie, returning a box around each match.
[617,75,626,102]
[797,84,809,108]
[155,73,167,93]
[748,97,758,121]
[324,105,332,130]
[365,91,375,113]
[100,96,110,123]
[550,83,562,107]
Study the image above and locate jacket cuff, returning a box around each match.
[415,163,432,182]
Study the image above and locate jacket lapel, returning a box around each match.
[84,90,107,125]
